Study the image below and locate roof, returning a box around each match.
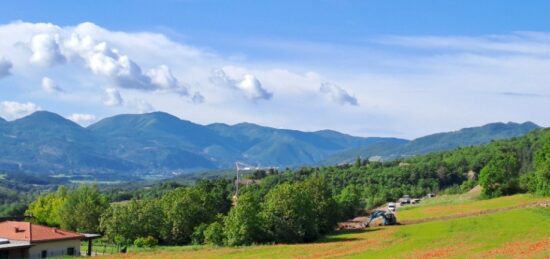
[0,221,84,243]
[0,239,31,251]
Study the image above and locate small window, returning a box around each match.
[67,247,75,256]
[41,250,47,258]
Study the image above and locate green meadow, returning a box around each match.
[100,193,550,258]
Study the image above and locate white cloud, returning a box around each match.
[127,99,155,113]
[210,69,272,101]
[191,92,205,104]
[68,113,97,125]
[319,82,358,106]
[4,21,550,138]
[20,23,197,98]
[146,65,188,95]
[0,101,41,120]
[29,33,66,66]
[377,33,550,56]
[103,88,123,106]
[0,57,12,78]
[41,77,64,93]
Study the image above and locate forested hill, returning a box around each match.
[323,121,540,164]
[0,111,540,179]
[23,125,550,247]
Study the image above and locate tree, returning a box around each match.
[204,222,224,246]
[100,199,163,245]
[26,186,67,226]
[60,184,109,233]
[260,183,318,243]
[533,138,550,195]
[337,184,362,220]
[301,177,339,234]
[223,191,264,246]
[479,152,521,198]
[161,187,215,244]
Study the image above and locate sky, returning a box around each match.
[1,0,550,139]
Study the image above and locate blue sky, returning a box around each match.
[0,1,550,138]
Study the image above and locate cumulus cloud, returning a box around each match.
[210,69,272,101]
[41,77,64,93]
[30,29,194,96]
[0,101,41,120]
[146,65,188,95]
[68,113,97,125]
[0,57,12,78]
[29,33,65,66]
[103,88,123,106]
[319,82,358,106]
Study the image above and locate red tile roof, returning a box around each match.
[0,221,83,242]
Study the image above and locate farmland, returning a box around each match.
[104,193,550,258]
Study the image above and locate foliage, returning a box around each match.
[22,128,550,248]
[26,186,67,226]
[204,222,225,246]
[59,184,109,233]
[100,199,163,245]
[479,151,521,197]
[533,135,550,195]
[260,182,319,243]
[134,236,159,248]
[223,191,264,246]
[337,184,363,219]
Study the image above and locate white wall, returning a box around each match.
[28,239,80,258]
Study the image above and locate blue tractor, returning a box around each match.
[365,210,397,227]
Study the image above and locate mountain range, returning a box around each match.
[0,111,540,180]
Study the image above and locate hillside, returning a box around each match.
[0,111,540,179]
[324,121,540,164]
[102,193,550,258]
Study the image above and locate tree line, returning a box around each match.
[25,128,550,247]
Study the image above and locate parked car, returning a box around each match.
[387,202,396,212]
[398,195,411,205]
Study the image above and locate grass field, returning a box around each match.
[101,193,550,258]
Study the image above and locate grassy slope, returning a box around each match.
[104,194,550,258]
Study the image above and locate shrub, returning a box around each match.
[134,236,158,248]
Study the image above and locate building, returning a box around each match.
[0,221,84,258]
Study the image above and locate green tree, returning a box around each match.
[337,184,363,220]
[223,191,264,246]
[161,187,215,244]
[26,186,67,226]
[301,177,339,234]
[479,152,521,198]
[533,138,550,195]
[100,199,163,245]
[260,183,318,243]
[60,184,109,233]
[204,222,224,246]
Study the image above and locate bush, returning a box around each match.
[134,236,158,248]
[191,223,208,245]
[204,222,224,246]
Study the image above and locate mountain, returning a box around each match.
[0,111,540,180]
[206,123,407,166]
[324,122,540,163]
[0,111,132,178]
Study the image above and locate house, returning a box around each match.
[0,221,85,258]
